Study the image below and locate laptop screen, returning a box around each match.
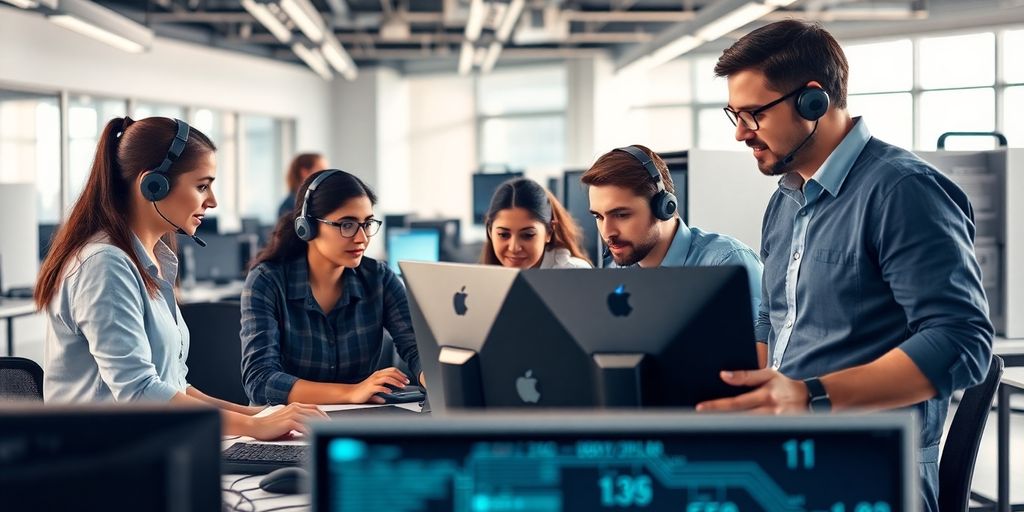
[312,412,917,512]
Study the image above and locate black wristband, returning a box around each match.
[804,377,831,412]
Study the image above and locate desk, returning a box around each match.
[221,403,422,511]
[0,298,36,356]
[178,280,245,304]
[997,368,1024,512]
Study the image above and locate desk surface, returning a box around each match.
[221,403,422,511]
[1003,367,1024,389]
[178,280,245,304]
[0,298,36,318]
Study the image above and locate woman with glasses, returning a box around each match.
[241,169,423,405]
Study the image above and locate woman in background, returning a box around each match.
[480,177,591,269]
[278,152,329,218]
[35,116,325,440]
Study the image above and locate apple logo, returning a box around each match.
[453,286,468,316]
[515,370,541,403]
[607,284,632,317]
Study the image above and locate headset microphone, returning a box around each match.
[153,202,207,247]
[770,119,819,175]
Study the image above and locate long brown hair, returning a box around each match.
[34,117,216,309]
[286,153,325,194]
[253,169,377,268]
[480,177,590,266]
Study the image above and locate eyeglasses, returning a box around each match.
[723,86,804,131]
[314,218,382,238]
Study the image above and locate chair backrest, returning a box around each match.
[180,301,249,405]
[0,356,44,402]
[939,355,1004,512]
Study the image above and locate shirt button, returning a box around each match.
[772,360,780,370]
[793,251,801,260]
[785,320,793,328]
[799,210,807,217]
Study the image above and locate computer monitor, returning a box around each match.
[185,233,243,284]
[195,215,220,234]
[311,411,919,512]
[409,219,462,261]
[400,262,758,414]
[473,172,524,224]
[38,223,58,261]
[387,227,442,275]
[563,166,687,267]
[0,404,221,511]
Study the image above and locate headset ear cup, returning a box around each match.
[651,191,677,221]
[294,217,316,241]
[140,172,171,202]
[796,88,830,121]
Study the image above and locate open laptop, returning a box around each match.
[310,411,919,512]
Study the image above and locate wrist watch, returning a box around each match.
[803,377,832,412]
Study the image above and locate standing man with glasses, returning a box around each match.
[241,169,424,405]
[696,20,993,511]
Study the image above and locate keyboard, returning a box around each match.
[222,442,309,474]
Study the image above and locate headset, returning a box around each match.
[139,118,206,247]
[140,118,190,202]
[614,145,677,221]
[771,86,830,174]
[294,169,341,241]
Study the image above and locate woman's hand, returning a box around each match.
[245,403,327,440]
[347,367,411,404]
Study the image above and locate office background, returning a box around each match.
[1,0,1023,505]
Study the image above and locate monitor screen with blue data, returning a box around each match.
[387,227,441,275]
[311,413,918,512]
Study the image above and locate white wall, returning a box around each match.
[0,7,332,155]
[406,72,477,235]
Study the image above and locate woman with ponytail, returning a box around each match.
[241,170,423,405]
[480,177,592,269]
[35,116,326,439]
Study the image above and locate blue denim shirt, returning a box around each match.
[240,256,421,405]
[44,234,189,403]
[609,218,763,318]
[757,118,993,510]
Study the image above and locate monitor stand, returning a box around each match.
[592,353,647,408]
[439,346,484,408]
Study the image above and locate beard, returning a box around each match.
[607,228,660,267]
[750,129,816,176]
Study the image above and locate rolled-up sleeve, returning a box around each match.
[240,267,298,405]
[69,252,179,402]
[716,248,764,330]
[381,264,422,379]
[876,175,993,398]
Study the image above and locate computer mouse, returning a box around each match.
[258,466,308,495]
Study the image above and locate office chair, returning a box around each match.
[180,301,249,405]
[939,355,1004,512]
[0,356,43,401]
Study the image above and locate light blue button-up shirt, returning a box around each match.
[608,218,763,317]
[44,234,190,403]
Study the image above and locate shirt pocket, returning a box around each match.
[813,248,857,266]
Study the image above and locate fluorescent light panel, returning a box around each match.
[495,0,524,43]
[280,0,326,43]
[694,1,774,42]
[480,41,502,72]
[48,0,153,53]
[647,34,703,68]
[458,40,474,75]
[1,0,38,8]
[291,43,333,80]
[321,36,358,81]
[241,0,292,43]
[464,0,485,42]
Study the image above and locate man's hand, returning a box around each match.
[696,368,809,414]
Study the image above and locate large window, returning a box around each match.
[67,95,128,205]
[132,102,185,120]
[477,65,567,170]
[192,109,239,222]
[239,115,283,224]
[0,90,60,223]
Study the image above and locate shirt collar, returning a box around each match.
[130,233,178,284]
[778,116,871,198]
[659,218,691,267]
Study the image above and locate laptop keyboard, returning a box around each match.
[222,442,309,474]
